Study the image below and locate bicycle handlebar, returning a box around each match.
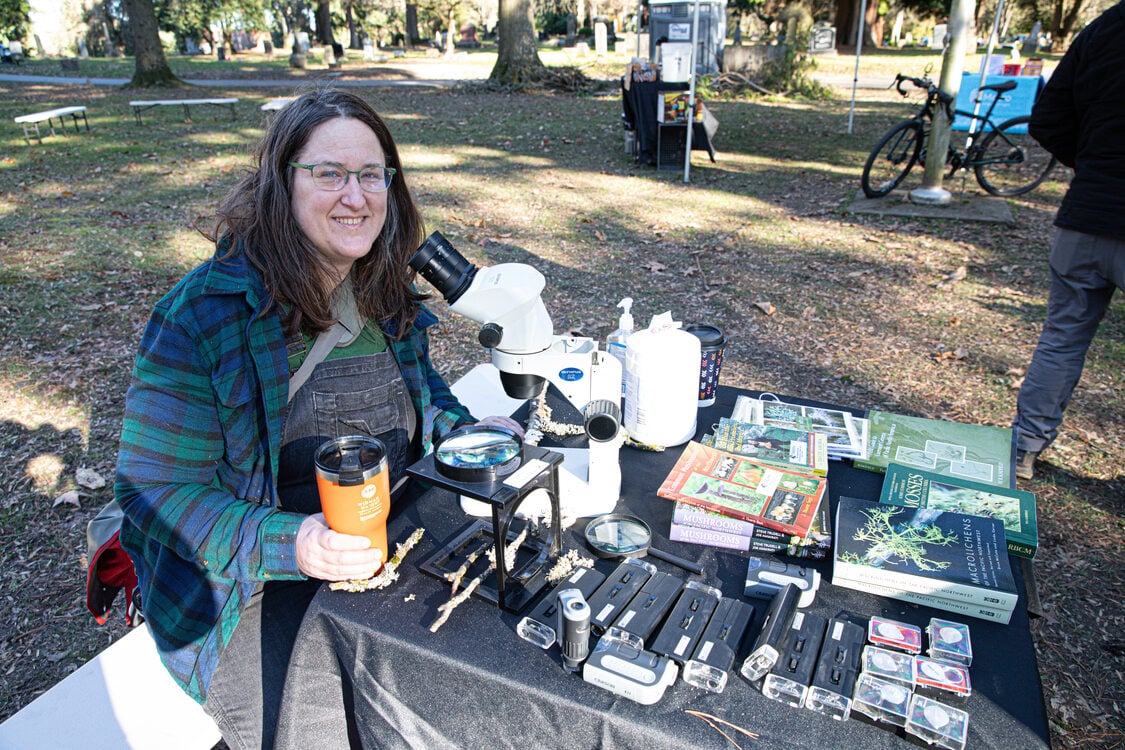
[892,73,955,116]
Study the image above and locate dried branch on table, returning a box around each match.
[328,527,425,593]
[429,527,529,633]
[546,549,596,584]
[623,434,666,452]
[684,710,759,749]
[444,540,488,595]
[524,381,583,447]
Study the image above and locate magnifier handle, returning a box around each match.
[647,546,704,576]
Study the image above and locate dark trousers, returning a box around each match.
[203,580,320,750]
[1014,227,1124,453]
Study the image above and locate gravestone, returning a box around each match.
[296,32,310,53]
[1020,21,1041,56]
[594,22,607,56]
[809,24,835,53]
[459,23,477,46]
[931,23,947,49]
[102,23,119,55]
[34,34,46,57]
[364,40,375,60]
[565,13,577,46]
[77,37,89,58]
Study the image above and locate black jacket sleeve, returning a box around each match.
[1028,40,1080,168]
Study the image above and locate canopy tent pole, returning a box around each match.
[682,0,702,182]
[636,0,644,56]
[969,0,1008,138]
[846,0,868,134]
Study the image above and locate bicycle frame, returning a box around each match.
[910,79,1014,175]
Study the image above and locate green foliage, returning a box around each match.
[537,10,568,36]
[156,0,267,49]
[0,0,29,41]
[759,31,833,99]
[898,0,950,20]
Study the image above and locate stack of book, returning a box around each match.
[669,500,831,558]
[879,463,1038,559]
[731,394,869,461]
[855,410,1017,490]
[657,439,831,558]
[832,496,1019,624]
[702,418,829,476]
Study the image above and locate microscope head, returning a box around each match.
[409,232,554,398]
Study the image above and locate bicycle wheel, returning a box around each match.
[974,116,1058,197]
[861,120,924,198]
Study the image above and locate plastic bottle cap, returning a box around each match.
[617,297,634,331]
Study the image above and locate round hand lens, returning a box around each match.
[583,514,704,575]
[434,425,522,482]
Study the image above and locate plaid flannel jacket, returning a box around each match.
[115,249,472,703]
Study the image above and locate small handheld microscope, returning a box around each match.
[409,232,624,518]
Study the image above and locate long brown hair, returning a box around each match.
[209,86,425,338]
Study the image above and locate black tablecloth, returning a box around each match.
[622,78,718,165]
[275,386,1050,749]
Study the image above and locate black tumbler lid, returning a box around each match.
[685,323,724,348]
[315,436,386,486]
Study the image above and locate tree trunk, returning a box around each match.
[446,7,457,57]
[406,3,419,45]
[346,1,361,48]
[122,0,183,87]
[489,0,544,84]
[316,0,335,45]
[866,1,883,47]
[1054,0,1087,49]
[836,0,862,47]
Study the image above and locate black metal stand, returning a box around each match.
[407,445,564,612]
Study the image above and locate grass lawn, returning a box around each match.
[0,46,1120,747]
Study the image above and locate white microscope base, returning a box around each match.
[459,447,617,521]
[450,364,620,520]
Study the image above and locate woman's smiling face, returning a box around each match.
[291,116,389,283]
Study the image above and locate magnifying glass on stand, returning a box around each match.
[584,514,704,576]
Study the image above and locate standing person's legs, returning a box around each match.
[1013,228,1123,473]
[203,579,320,750]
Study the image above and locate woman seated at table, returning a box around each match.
[114,87,518,750]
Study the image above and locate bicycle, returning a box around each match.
[861,72,1058,199]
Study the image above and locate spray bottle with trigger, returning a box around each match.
[606,297,633,398]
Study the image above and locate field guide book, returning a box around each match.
[702,418,829,476]
[854,409,1016,488]
[731,394,867,460]
[880,463,1038,559]
[657,441,827,537]
[843,579,1015,624]
[832,497,1018,616]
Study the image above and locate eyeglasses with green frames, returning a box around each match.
[288,162,397,193]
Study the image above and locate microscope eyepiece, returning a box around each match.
[408,231,477,305]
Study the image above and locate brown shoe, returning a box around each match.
[1015,450,1037,480]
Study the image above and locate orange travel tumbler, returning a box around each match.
[314,436,391,567]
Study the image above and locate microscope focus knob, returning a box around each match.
[478,323,503,349]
